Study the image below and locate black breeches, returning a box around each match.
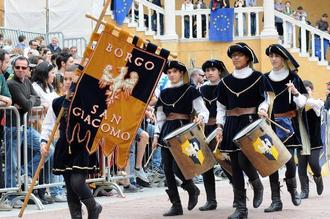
[161,147,193,196]
[298,149,321,177]
[202,167,216,201]
[64,172,93,203]
[230,151,259,190]
[269,148,297,183]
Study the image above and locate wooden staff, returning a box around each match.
[85,14,178,59]
[18,0,112,217]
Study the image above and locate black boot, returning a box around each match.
[299,175,309,199]
[199,200,217,211]
[199,171,217,211]
[68,200,82,219]
[163,189,183,216]
[313,176,323,195]
[228,189,248,219]
[81,197,102,219]
[232,185,238,208]
[285,178,301,206]
[181,182,200,210]
[250,178,263,208]
[264,181,283,213]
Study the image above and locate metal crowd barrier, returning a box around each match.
[46,32,65,49]
[63,37,87,58]
[0,105,162,211]
[0,28,46,46]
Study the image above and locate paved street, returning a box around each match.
[1,175,328,219]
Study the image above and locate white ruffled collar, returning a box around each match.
[208,79,221,86]
[169,80,184,88]
[232,66,253,79]
[269,67,289,82]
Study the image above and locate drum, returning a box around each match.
[233,119,292,177]
[164,123,217,180]
[206,129,232,176]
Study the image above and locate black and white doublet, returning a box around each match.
[200,82,218,136]
[41,96,99,175]
[305,98,324,150]
[155,81,209,145]
[216,67,270,152]
[265,68,308,148]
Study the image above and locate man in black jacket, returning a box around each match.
[5,56,41,188]
[47,37,62,54]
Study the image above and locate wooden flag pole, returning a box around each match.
[18,0,111,217]
[85,14,178,59]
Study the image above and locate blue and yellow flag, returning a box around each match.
[209,8,234,42]
[114,0,133,25]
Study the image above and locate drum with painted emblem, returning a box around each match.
[164,123,217,180]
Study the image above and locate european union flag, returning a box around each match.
[114,0,133,25]
[209,8,234,42]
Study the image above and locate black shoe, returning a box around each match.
[136,177,152,187]
[199,201,217,211]
[299,175,309,199]
[37,193,54,205]
[182,183,200,210]
[163,189,183,216]
[81,197,102,219]
[264,181,282,213]
[285,178,301,206]
[250,178,263,208]
[313,176,323,195]
[68,200,83,219]
[228,189,248,219]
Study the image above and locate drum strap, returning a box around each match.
[226,107,256,116]
[166,113,191,121]
[274,110,296,118]
[207,117,216,125]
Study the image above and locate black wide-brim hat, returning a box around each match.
[202,59,229,78]
[266,44,300,71]
[163,60,189,83]
[227,42,259,64]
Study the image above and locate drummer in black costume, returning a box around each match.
[198,59,230,211]
[216,42,269,219]
[264,44,306,212]
[298,80,324,199]
[152,60,209,216]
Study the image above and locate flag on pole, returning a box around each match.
[114,0,134,25]
[209,8,234,42]
[66,27,169,168]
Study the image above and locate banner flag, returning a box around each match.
[66,29,169,168]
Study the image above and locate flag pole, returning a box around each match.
[18,0,111,217]
[85,14,178,59]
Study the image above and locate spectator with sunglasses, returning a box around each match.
[5,56,41,188]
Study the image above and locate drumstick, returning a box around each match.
[288,80,292,104]
[213,138,221,154]
[265,117,291,134]
[144,148,156,168]
[157,143,170,148]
